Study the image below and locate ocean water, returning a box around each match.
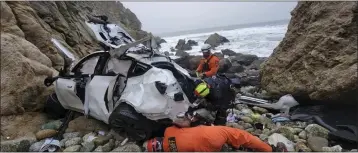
[159,24,288,58]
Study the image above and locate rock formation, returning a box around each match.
[175,39,192,51]
[187,39,198,46]
[260,1,358,104]
[1,1,148,140]
[221,49,237,56]
[204,33,230,47]
[175,50,190,57]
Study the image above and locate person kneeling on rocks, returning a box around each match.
[142,117,273,152]
[187,74,239,126]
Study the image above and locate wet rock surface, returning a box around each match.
[204,33,230,47]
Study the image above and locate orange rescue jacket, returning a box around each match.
[196,54,220,77]
[161,125,273,152]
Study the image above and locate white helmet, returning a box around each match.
[201,44,212,52]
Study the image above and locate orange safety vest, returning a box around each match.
[196,54,220,77]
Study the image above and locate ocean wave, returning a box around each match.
[159,24,288,57]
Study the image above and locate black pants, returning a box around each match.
[213,108,227,125]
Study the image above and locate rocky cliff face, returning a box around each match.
[260,2,358,105]
[1,1,148,140]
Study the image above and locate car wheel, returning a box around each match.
[109,103,156,141]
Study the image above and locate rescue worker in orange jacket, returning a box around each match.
[143,124,273,152]
[196,44,220,78]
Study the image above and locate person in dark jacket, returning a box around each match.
[187,74,239,126]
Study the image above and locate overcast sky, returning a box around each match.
[122,2,297,35]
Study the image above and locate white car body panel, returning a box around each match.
[55,78,85,113]
[85,22,134,49]
[85,75,117,124]
[125,53,191,78]
[119,67,190,121]
[105,57,132,76]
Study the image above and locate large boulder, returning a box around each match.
[154,36,166,45]
[237,69,261,87]
[1,112,48,140]
[7,1,65,70]
[248,57,267,70]
[260,2,358,104]
[0,2,25,37]
[230,53,259,66]
[1,33,56,116]
[227,62,245,73]
[175,39,192,51]
[204,33,229,47]
[175,50,190,57]
[187,39,198,46]
[213,52,224,59]
[174,55,202,71]
[66,116,110,133]
[221,49,237,56]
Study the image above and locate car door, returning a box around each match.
[84,55,133,124]
[54,52,107,113]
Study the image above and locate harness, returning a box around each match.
[202,55,216,72]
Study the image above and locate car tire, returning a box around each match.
[109,103,157,141]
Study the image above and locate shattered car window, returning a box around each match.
[78,56,100,74]
[104,57,132,76]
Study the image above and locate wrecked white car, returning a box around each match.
[44,15,198,141]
